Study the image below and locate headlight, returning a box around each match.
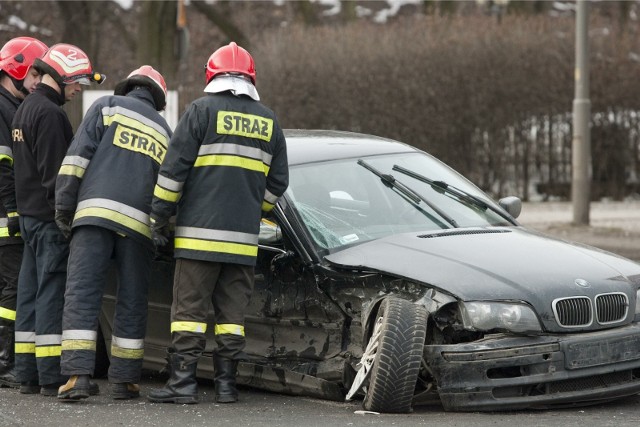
[460,301,542,333]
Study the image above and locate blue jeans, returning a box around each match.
[14,216,68,386]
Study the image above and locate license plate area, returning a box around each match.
[565,335,640,369]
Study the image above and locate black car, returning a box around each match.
[99,130,640,413]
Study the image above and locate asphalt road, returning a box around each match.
[1,201,640,426]
[2,374,640,427]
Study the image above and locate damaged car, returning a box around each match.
[99,129,640,413]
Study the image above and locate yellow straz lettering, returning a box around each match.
[217,111,273,142]
[12,129,23,143]
[113,124,166,164]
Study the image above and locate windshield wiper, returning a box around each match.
[357,159,458,228]
[392,165,516,224]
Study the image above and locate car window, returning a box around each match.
[286,152,512,253]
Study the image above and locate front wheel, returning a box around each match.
[362,298,427,413]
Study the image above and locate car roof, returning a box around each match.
[283,129,417,166]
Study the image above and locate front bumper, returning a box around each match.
[424,322,640,411]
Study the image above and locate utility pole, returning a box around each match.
[571,0,591,225]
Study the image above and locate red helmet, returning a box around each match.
[33,43,105,87]
[114,65,168,111]
[205,42,256,85]
[0,37,48,80]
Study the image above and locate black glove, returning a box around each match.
[55,210,74,240]
[7,213,19,236]
[150,215,170,247]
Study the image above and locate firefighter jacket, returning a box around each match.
[56,88,172,249]
[151,91,288,266]
[12,83,72,222]
[0,85,22,245]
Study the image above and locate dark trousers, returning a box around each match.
[0,244,22,325]
[15,216,68,385]
[61,226,152,383]
[0,243,22,371]
[170,259,253,363]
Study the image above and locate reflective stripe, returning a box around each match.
[0,217,7,237]
[0,146,13,166]
[264,189,278,205]
[15,331,35,342]
[36,346,61,357]
[112,336,144,349]
[6,212,18,218]
[75,198,150,237]
[62,330,97,341]
[171,321,207,334]
[36,334,62,346]
[34,333,61,358]
[198,143,272,166]
[0,218,7,237]
[0,307,16,321]
[102,106,170,143]
[174,227,258,256]
[0,146,13,157]
[59,155,90,178]
[111,336,145,359]
[61,340,96,351]
[174,238,258,257]
[157,175,183,192]
[153,184,180,203]
[111,345,143,359]
[175,227,258,245]
[214,324,244,336]
[15,343,35,354]
[194,154,270,175]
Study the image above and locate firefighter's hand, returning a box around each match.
[55,209,74,240]
[150,215,170,247]
[7,214,19,236]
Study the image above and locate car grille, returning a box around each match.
[553,293,628,328]
[596,292,629,324]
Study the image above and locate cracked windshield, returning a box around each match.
[287,152,513,251]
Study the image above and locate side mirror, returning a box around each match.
[498,196,522,219]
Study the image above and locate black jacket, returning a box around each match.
[0,85,22,245]
[152,91,289,266]
[56,88,172,249]
[12,83,72,221]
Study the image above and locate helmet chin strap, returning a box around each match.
[9,76,28,97]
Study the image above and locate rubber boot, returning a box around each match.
[0,325,19,388]
[214,355,238,403]
[147,351,198,404]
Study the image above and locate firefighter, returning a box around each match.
[55,66,172,401]
[147,42,289,404]
[0,37,48,389]
[11,43,104,396]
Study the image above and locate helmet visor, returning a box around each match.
[63,72,106,86]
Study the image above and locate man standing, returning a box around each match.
[0,36,48,388]
[148,42,288,404]
[11,43,104,396]
[55,66,172,401]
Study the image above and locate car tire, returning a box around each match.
[362,297,427,413]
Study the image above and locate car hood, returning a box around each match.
[325,227,640,304]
